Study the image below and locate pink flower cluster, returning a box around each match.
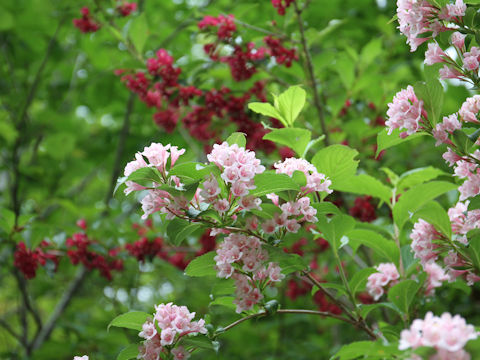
[410,218,442,265]
[452,152,480,201]
[459,95,480,123]
[432,114,461,146]
[123,143,186,219]
[198,14,236,39]
[399,312,477,360]
[366,263,399,301]
[386,85,425,137]
[274,157,332,195]
[202,142,265,213]
[138,303,206,360]
[397,0,442,51]
[262,197,318,234]
[397,0,465,52]
[214,233,284,312]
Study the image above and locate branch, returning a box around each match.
[31,267,88,351]
[220,308,357,334]
[0,317,23,343]
[293,2,329,145]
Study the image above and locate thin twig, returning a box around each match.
[293,2,329,145]
[220,308,356,334]
[0,318,23,343]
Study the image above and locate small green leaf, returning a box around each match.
[376,128,427,156]
[248,102,287,126]
[126,166,163,186]
[312,144,359,184]
[263,128,311,156]
[265,245,308,274]
[347,229,399,266]
[226,132,247,148]
[169,162,220,182]
[359,302,403,318]
[311,202,341,216]
[349,267,377,295]
[276,86,306,126]
[184,251,217,277]
[397,167,446,192]
[167,219,204,246]
[116,344,139,360]
[209,296,236,310]
[387,280,421,314]
[249,172,300,197]
[452,129,474,154]
[129,13,149,52]
[108,311,150,331]
[317,215,355,249]
[393,181,457,230]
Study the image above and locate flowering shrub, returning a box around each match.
[6,0,480,359]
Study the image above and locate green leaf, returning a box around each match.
[169,162,220,182]
[388,280,421,314]
[108,311,150,331]
[376,128,427,156]
[414,66,444,125]
[126,166,163,186]
[265,245,308,274]
[452,129,475,154]
[349,267,377,295]
[393,181,457,230]
[317,215,355,249]
[332,341,402,360]
[248,102,287,126]
[0,8,14,31]
[312,144,359,185]
[397,167,446,192]
[249,172,300,197]
[347,229,399,266]
[292,170,307,188]
[311,202,341,215]
[182,337,216,351]
[468,195,480,210]
[466,233,480,270]
[359,38,382,69]
[411,201,451,238]
[359,302,403,318]
[263,128,311,156]
[129,13,149,52]
[335,53,355,89]
[117,344,139,360]
[226,132,247,148]
[276,86,306,126]
[167,219,204,246]
[209,296,236,310]
[184,251,217,277]
[334,174,392,204]
[0,208,15,234]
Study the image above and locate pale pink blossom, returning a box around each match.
[440,0,467,20]
[424,262,449,296]
[139,320,158,340]
[459,95,480,123]
[171,346,190,360]
[386,85,424,136]
[439,64,463,80]
[73,357,89,360]
[425,42,446,65]
[399,312,478,355]
[366,263,399,301]
[432,114,461,146]
[410,219,441,265]
[274,157,332,194]
[451,31,466,49]
[443,148,462,166]
[213,199,230,214]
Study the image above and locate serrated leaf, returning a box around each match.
[397,167,446,192]
[312,144,359,185]
[129,13,149,52]
[226,132,247,148]
[184,251,216,277]
[249,172,300,197]
[317,215,355,249]
[393,181,457,230]
[108,311,150,331]
[263,128,311,156]
[116,344,139,360]
[248,102,287,126]
[347,229,399,266]
[376,128,427,156]
[349,267,377,295]
[334,174,392,204]
[276,86,306,126]
[265,245,308,274]
[387,279,421,314]
[311,202,341,215]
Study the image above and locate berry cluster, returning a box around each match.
[13,241,59,279]
[72,7,100,33]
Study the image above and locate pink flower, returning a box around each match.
[439,65,463,80]
[451,32,466,49]
[425,42,446,65]
[172,346,190,360]
[424,262,448,296]
[410,219,441,265]
[73,357,89,360]
[432,114,461,146]
[386,85,424,136]
[366,263,399,301]
[213,199,230,214]
[399,312,478,354]
[459,95,480,123]
[463,54,479,71]
[441,0,466,20]
[139,320,158,340]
